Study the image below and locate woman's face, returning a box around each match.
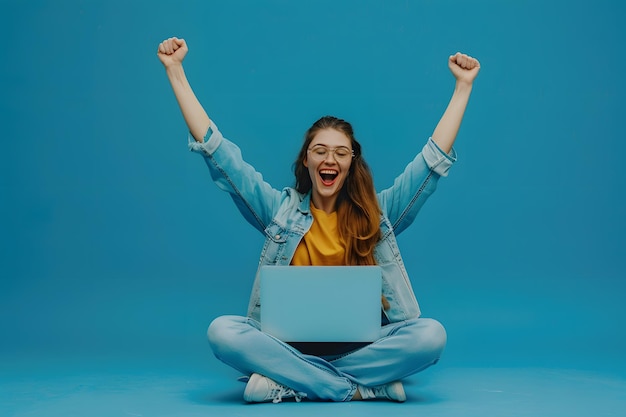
[303,128,353,212]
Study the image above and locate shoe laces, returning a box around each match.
[267,381,306,403]
[371,385,390,399]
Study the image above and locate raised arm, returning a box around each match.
[157,37,211,143]
[431,52,481,154]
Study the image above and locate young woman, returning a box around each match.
[157,36,480,403]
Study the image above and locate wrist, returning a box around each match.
[165,62,188,85]
[164,61,184,73]
[453,80,473,95]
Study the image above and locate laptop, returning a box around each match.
[259,265,382,343]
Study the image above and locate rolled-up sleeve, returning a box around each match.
[187,120,223,156]
[421,138,457,177]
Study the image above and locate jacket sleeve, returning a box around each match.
[187,121,282,233]
[377,138,457,235]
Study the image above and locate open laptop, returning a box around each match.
[259,265,382,344]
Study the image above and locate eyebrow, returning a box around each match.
[310,144,351,149]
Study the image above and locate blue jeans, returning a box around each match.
[207,315,447,401]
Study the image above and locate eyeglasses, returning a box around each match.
[307,145,354,162]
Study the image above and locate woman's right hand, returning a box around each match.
[157,37,188,68]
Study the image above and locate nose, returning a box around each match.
[324,150,338,163]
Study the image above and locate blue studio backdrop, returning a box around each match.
[1,0,625,378]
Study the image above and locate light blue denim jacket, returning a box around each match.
[189,121,456,324]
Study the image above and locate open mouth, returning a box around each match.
[319,169,338,186]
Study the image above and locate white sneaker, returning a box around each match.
[358,381,406,402]
[243,373,307,403]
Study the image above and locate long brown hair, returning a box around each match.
[294,116,381,265]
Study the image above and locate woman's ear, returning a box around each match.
[303,157,308,168]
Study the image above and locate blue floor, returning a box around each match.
[2,354,625,417]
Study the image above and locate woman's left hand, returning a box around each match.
[382,295,390,311]
[448,52,480,85]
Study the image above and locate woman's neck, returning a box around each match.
[310,194,338,214]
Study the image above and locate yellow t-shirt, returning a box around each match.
[291,203,345,266]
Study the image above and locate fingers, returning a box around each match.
[157,37,186,55]
[449,52,480,70]
[159,37,177,55]
[382,295,390,311]
[173,37,186,48]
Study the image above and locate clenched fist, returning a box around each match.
[157,37,188,68]
[448,52,480,85]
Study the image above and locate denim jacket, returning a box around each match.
[189,121,456,324]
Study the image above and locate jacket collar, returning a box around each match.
[298,191,312,214]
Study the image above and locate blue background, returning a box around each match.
[1,0,625,381]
